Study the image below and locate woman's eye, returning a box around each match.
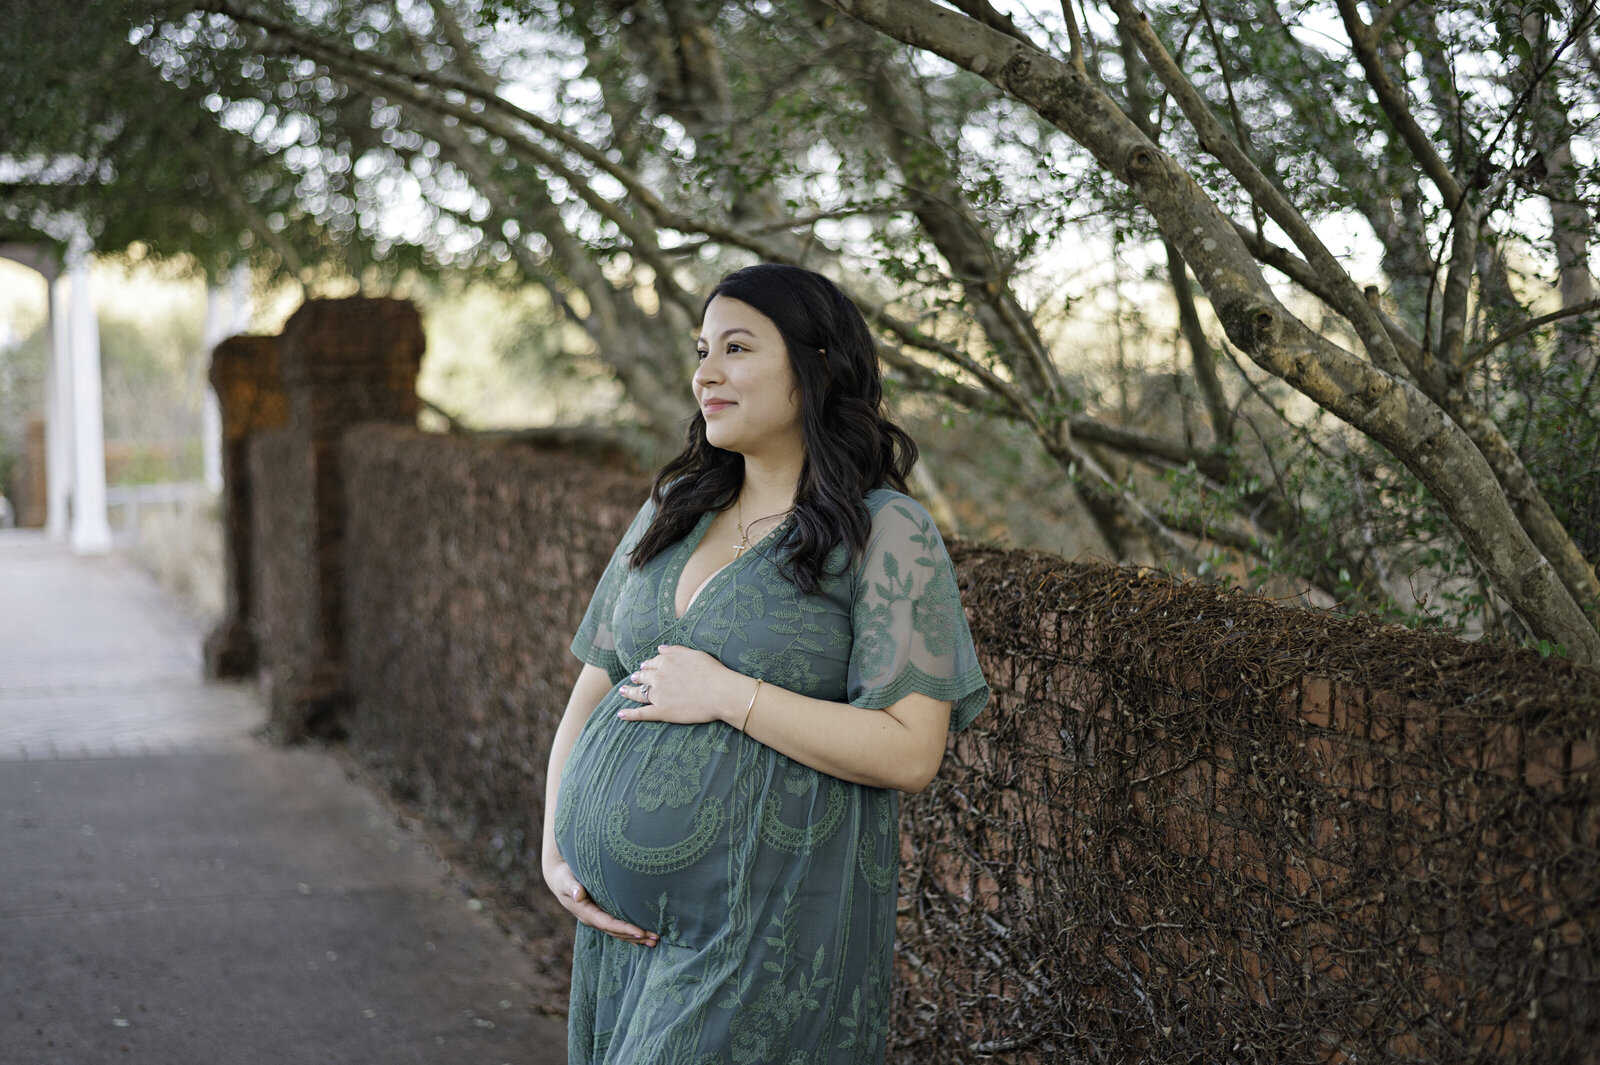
[695,349,708,361]
[726,343,745,353]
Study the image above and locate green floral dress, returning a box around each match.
[556,488,989,1065]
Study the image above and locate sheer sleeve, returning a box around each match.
[570,496,656,683]
[847,493,990,732]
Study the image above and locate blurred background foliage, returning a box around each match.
[1,0,1595,651]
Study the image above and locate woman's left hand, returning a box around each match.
[619,644,746,726]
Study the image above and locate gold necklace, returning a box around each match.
[733,498,792,559]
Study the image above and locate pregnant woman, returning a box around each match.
[542,263,989,1064]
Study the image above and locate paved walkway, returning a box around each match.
[0,530,568,1064]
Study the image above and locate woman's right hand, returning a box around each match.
[542,664,657,947]
[544,858,659,948]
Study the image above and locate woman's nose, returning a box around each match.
[693,356,722,386]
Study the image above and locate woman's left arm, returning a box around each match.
[619,644,950,793]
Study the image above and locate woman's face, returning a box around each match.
[694,295,804,461]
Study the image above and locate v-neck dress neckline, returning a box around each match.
[664,508,791,624]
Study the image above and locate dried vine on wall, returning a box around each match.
[893,545,1599,1064]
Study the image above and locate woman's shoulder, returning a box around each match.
[626,491,659,526]
[617,492,660,550]
[862,486,922,516]
[860,488,946,546]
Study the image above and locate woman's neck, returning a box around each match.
[738,453,801,517]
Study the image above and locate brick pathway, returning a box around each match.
[0,530,568,1064]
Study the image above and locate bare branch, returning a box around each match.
[1436,202,1479,373]
[1065,453,1204,571]
[874,342,995,410]
[1165,240,1233,444]
[943,0,1037,47]
[861,302,1036,416]
[1334,0,1464,210]
[1369,0,1420,39]
[1105,0,1411,384]
[1231,221,1419,373]
[1059,0,1086,74]
[1069,418,1232,482]
[1463,297,1600,368]
[1156,505,1258,556]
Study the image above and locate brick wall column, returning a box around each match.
[203,335,288,679]
[20,416,47,528]
[266,298,423,739]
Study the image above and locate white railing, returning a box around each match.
[105,481,216,544]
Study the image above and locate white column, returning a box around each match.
[66,239,112,555]
[200,268,252,494]
[201,282,227,494]
[45,271,73,540]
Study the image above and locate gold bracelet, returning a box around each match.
[739,678,763,732]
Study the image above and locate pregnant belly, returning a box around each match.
[555,709,744,945]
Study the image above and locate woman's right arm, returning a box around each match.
[542,663,660,946]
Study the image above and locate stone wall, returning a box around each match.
[904,547,1600,1063]
[339,424,644,964]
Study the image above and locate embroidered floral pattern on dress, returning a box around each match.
[557,489,988,1064]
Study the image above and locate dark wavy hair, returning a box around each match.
[629,263,918,593]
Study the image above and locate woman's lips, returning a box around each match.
[702,399,733,414]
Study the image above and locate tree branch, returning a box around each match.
[1463,297,1600,368]
[1165,239,1233,444]
[1231,220,1419,373]
[1106,0,1411,384]
[815,0,1600,662]
[1069,417,1233,482]
[1250,192,1599,615]
[837,19,1065,402]
[868,287,1203,568]
[1060,0,1087,74]
[1156,505,1259,556]
[206,0,758,269]
[861,301,1037,416]
[250,23,717,324]
[874,341,996,410]
[1369,0,1420,39]
[1334,0,1464,210]
[943,0,1037,47]
[1113,21,1233,447]
[1436,200,1479,374]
